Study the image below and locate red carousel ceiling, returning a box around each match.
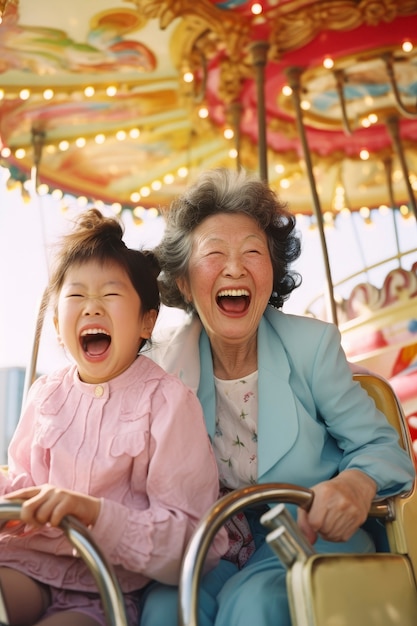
[0,0,416,215]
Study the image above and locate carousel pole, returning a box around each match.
[383,156,402,266]
[386,116,417,222]
[286,67,338,326]
[22,127,48,402]
[249,40,269,182]
[31,127,46,191]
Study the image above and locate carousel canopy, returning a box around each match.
[0,0,416,217]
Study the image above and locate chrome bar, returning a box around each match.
[179,482,396,626]
[0,503,128,626]
[369,499,395,521]
[265,525,305,567]
[261,502,316,561]
[179,483,314,626]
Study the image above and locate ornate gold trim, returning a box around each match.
[131,0,417,106]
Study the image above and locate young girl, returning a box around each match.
[0,209,227,626]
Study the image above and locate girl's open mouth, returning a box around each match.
[80,328,111,357]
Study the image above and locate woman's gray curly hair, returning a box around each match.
[155,167,302,312]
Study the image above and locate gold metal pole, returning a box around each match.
[31,127,46,190]
[334,69,353,136]
[383,156,402,265]
[386,116,417,222]
[22,287,49,402]
[383,53,417,120]
[249,40,269,182]
[286,67,338,325]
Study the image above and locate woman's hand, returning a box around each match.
[5,484,101,529]
[297,469,377,544]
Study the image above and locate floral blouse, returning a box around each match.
[213,371,258,489]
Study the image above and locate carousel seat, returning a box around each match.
[179,373,417,626]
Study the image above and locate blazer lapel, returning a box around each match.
[197,313,300,479]
[257,315,299,479]
[197,330,216,440]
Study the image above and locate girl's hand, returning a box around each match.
[297,469,377,544]
[5,484,101,528]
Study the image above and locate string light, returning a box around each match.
[251,3,263,15]
[0,38,414,222]
[140,186,151,197]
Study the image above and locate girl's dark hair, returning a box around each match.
[48,208,160,316]
[155,167,302,311]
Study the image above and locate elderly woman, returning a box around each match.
[140,168,414,626]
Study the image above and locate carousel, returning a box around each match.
[1,1,417,624]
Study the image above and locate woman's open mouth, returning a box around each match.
[216,289,250,314]
[80,328,111,357]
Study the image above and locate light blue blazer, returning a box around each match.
[151,307,414,498]
[147,307,416,575]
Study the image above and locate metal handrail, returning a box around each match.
[178,482,394,626]
[0,502,128,626]
[178,483,314,626]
